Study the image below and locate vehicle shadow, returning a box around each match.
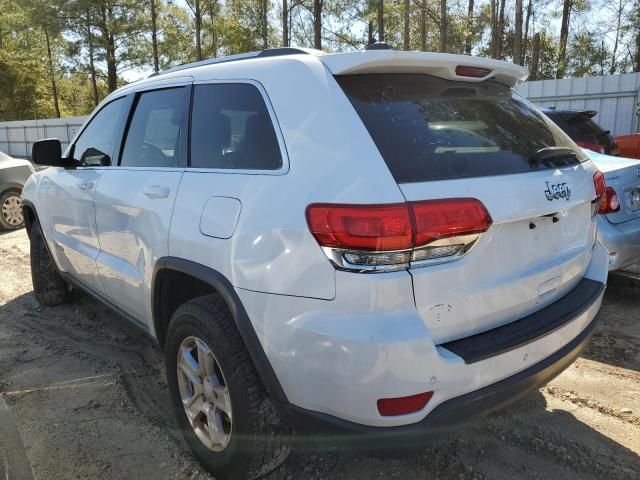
[0,289,637,479]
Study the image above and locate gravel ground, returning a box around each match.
[0,228,638,479]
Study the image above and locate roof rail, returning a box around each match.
[148,47,319,78]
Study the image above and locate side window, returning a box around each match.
[72,97,127,166]
[190,83,282,170]
[120,88,186,168]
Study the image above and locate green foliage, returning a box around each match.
[0,0,638,121]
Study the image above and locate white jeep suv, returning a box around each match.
[22,47,609,479]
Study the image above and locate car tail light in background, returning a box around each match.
[593,171,606,201]
[377,391,434,417]
[455,65,492,78]
[306,198,492,272]
[599,187,620,214]
[576,140,604,154]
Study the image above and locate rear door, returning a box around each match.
[337,73,600,344]
[94,82,190,326]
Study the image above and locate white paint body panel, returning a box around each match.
[22,50,609,429]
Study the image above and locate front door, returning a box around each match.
[39,96,129,295]
[94,85,190,326]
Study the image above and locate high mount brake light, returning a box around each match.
[599,186,620,214]
[306,199,492,272]
[455,65,492,78]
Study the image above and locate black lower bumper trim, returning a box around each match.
[281,311,600,440]
[440,278,605,364]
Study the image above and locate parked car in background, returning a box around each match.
[0,150,35,230]
[615,133,640,160]
[581,148,640,270]
[22,47,609,479]
[541,107,619,155]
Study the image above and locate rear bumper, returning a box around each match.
[282,310,599,439]
[598,215,640,270]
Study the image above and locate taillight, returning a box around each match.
[599,186,620,214]
[577,140,604,154]
[306,198,492,272]
[593,171,606,200]
[455,65,492,78]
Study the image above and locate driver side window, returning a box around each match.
[71,97,127,166]
[120,87,187,168]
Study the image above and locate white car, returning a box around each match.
[0,151,35,229]
[581,148,640,270]
[22,47,608,479]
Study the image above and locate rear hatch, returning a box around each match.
[563,111,619,156]
[336,71,599,344]
[584,149,640,224]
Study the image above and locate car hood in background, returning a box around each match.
[0,151,35,172]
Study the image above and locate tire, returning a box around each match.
[30,218,71,306]
[166,294,290,480]
[0,189,24,230]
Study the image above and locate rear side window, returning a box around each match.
[568,115,607,137]
[190,83,282,170]
[120,88,187,168]
[72,97,127,166]
[337,74,584,183]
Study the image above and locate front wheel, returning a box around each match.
[165,294,290,480]
[0,189,24,230]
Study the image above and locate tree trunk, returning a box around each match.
[100,5,118,93]
[610,0,623,75]
[86,19,99,107]
[368,20,374,46]
[377,0,384,42]
[439,0,447,53]
[420,0,427,51]
[465,0,474,55]
[489,0,498,58]
[150,0,159,73]
[497,0,506,57]
[43,27,60,118]
[513,0,523,65]
[195,0,202,61]
[403,0,410,50]
[530,32,540,81]
[522,0,532,63]
[313,0,322,49]
[557,0,571,78]
[282,0,288,47]
[261,0,268,49]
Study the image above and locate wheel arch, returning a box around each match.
[152,257,288,404]
[20,198,37,235]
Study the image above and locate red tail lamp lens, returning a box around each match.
[593,171,606,200]
[455,65,492,78]
[306,203,413,251]
[410,199,493,247]
[377,391,434,416]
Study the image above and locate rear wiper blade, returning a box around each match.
[528,147,580,168]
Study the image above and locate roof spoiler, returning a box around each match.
[321,51,529,87]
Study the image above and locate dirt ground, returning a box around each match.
[0,228,638,480]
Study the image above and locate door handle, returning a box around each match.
[77,180,94,190]
[142,185,170,199]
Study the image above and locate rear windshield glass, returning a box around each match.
[336,74,585,183]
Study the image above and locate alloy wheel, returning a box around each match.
[177,336,233,452]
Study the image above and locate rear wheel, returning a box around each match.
[29,218,71,306]
[166,294,290,480]
[0,189,24,230]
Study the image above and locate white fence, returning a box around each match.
[516,72,640,136]
[2,72,640,159]
[0,116,87,159]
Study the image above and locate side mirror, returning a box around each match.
[31,139,64,166]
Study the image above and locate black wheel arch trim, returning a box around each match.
[152,256,289,404]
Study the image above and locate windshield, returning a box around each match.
[336,73,585,183]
